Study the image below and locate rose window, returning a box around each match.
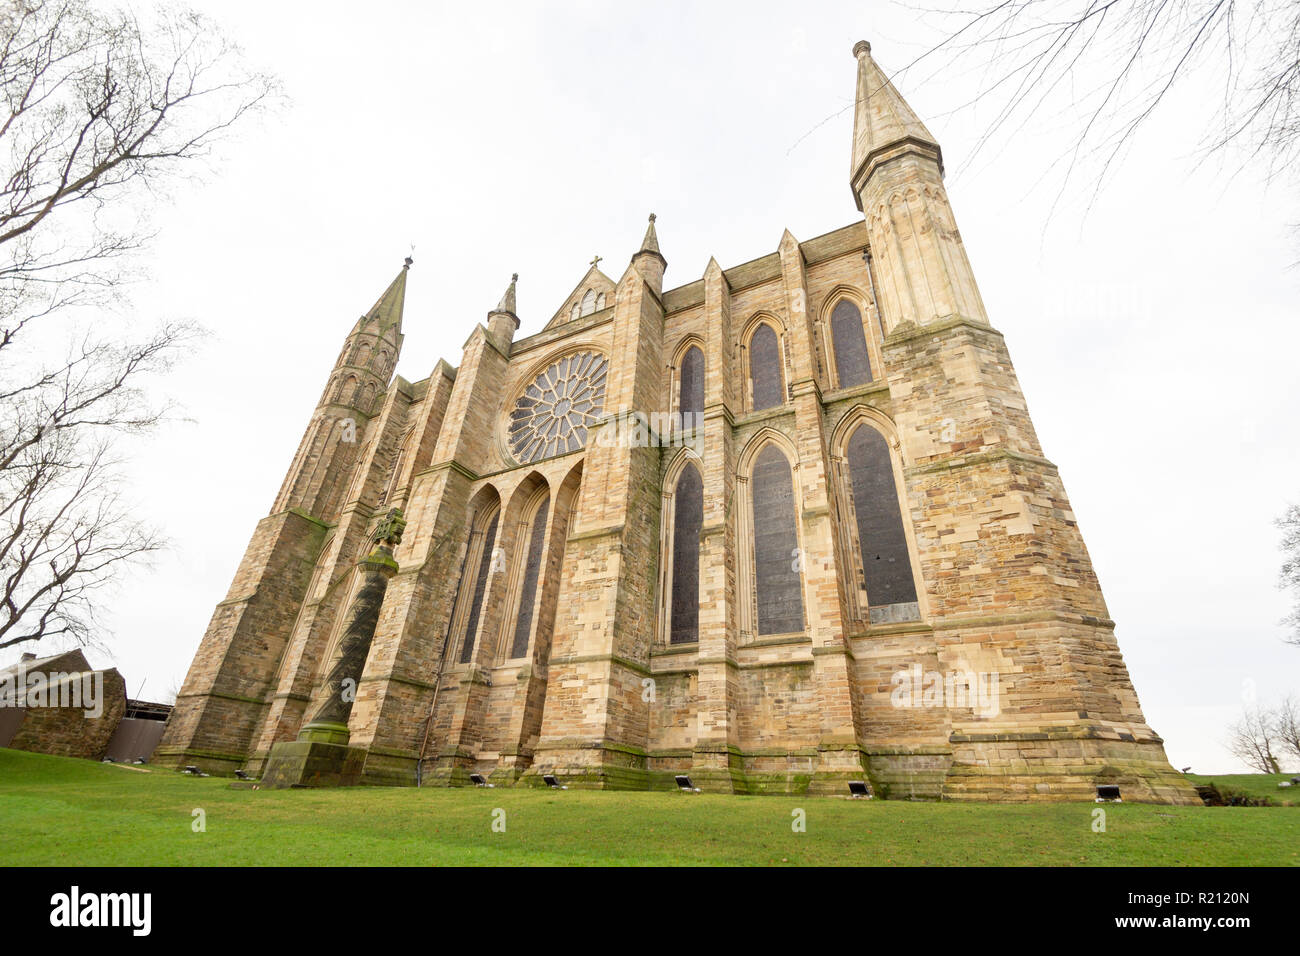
[507,352,608,462]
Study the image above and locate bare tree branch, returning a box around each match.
[0,1,278,653]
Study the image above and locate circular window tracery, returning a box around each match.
[507,351,608,462]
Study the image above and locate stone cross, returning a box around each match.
[590,255,602,268]
[372,508,406,548]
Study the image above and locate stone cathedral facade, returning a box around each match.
[158,42,1195,803]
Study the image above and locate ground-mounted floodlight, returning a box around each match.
[675,775,701,793]
[1095,784,1122,802]
[543,774,568,790]
[848,780,872,799]
[234,769,252,780]
[470,773,494,788]
[182,765,209,777]
[1180,766,1192,773]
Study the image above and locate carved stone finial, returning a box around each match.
[853,40,871,58]
[648,212,656,223]
[372,508,407,548]
[403,256,413,269]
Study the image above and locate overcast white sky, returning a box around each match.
[8,1,1297,774]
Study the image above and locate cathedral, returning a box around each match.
[157,42,1196,803]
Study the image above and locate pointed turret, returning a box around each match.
[493,273,519,317]
[850,40,942,209]
[630,212,665,295]
[849,42,987,331]
[487,273,520,351]
[355,256,411,334]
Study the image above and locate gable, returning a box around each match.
[545,264,617,331]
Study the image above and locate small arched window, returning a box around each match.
[830,300,873,388]
[679,345,704,426]
[669,464,703,644]
[458,508,500,663]
[752,445,803,634]
[596,292,606,311]
[570,303,580,322]
[844,425,917,610]
[508,493,550,659]
[749,324,784,411]
[580,289,597,317]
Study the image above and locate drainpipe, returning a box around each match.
[862,246,887,338]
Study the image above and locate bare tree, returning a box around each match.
[1278,504,1300,646]
[1274,693,1300,764]
[1226,704,1283,773]
[0,1,276,652]
[899,0,1300,202]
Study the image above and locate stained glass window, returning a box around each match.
[679,346,704,424]
[670,464,703,644]
[507,352,608,463]
[752,445,803,634]
[509,494,550,659]
[749,324,783,411]
[830,300,873,387]
[844,425,917,607]
[459,510,500,663]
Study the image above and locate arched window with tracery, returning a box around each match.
[830,299,873,388]
[751,445,803,634]
[843,424,918,617]
[456,505,501,663]
[668,463,703,644]
[749,323,784,411]
[679,345,704,427]
[508,492,551,659]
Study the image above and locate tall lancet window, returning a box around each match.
[749,323,784,411]
[669,463,703,645]
[844,424,917,611]
[752,445,803,634]
[458,508,500,663]
[509,493,550,659]
[679,345,704,427]
[830,300,873,388]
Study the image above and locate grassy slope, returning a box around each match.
[1187,772,1299,806]
[0,749,1295,866]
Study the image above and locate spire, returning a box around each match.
[850,41,942,206]
[492,273,518,317]
[359,256,411,333]
[629,212,665,295]
[638,212,661,258]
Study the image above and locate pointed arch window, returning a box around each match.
[508,492,550,659]
[830,300,873,388]
[749,323,784,411]
[679,345,704,426]
[669,463,703,644]
[580,289,597,317]
[457,508,500,663]
[752,445,803,634]
[844,424,918,618]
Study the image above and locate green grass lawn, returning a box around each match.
[0,748,1295,866]
[1187,772,1300,806]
